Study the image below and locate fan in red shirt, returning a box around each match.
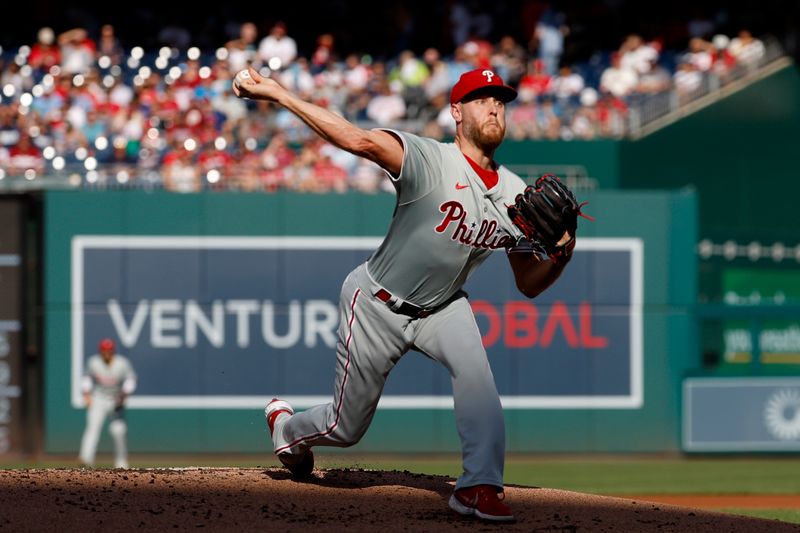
[259,133,296,192]
[29,27,61,71]
[8,134,45,176]
[311,153,348,193]
[197,142,235,188]
[518,59,552,101]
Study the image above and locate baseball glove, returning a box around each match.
[507,174,591,261]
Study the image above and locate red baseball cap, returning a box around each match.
[450,69,518,105]
[98,338,115,353]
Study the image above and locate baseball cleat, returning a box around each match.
[277,449,315,479]
[448,485,515,522]
[264,399,315,479]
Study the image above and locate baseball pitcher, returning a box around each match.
[233,67,586,522]
[79,338,137,469]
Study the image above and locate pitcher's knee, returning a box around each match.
[335,430,364,448]
[332,422,368,447]
[457,373,499,397]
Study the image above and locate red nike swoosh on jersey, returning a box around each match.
[455,182,469,190]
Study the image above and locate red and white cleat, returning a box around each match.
[448,484,515,522]
[264,398,314,479]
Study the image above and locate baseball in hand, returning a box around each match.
[234,69,251,89]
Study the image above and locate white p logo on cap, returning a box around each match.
[482,70,495,83]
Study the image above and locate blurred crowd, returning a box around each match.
[0,16,770,192]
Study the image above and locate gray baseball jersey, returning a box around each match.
[81,354,137,401]
[271,131,529,491]
[368,130,527,307]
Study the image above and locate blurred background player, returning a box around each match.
[79,338,137,469]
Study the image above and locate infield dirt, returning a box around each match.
[1,467,797,532]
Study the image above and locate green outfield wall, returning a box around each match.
[44,189,697,454]
[497,139,621,188]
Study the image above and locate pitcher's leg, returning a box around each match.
[451,361,505,489]
[414,297,505,489]
[273,272,409,456]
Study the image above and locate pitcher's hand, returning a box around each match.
[232,67,285,103]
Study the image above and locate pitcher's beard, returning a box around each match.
[465,122,504,153]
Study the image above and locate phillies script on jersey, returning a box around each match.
[435,201,514,249]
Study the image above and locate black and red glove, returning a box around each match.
[507,174,592,262]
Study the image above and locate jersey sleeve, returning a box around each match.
[121,358,137,395]
[376,129,442,205]
[81,357,97,393]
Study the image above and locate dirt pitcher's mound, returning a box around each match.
[0,468,797,532]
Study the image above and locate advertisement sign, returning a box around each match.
[72,236,643,409]
[683,378,800,451]
[721,269,800,365]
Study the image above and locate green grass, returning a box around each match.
[501,457,800,495]
[722,509,800,524]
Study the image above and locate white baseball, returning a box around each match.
[234,69,251,89]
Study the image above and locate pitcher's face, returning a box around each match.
[455,95,507,152]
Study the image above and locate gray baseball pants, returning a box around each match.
[271,262,505,489]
